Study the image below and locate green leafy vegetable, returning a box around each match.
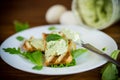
[46,34,62,42]
[72,48,88,58]
[3,48,21,54]
[14,21,29,32]
[101,50,120,80]
[65,59,76,67]
[24,51,43,70]
[49,59,76,68]
[3,48,43,70]
[32,65,43,70]
[48,26,56,30]
[102,47,107,51]
[16,36,24,41]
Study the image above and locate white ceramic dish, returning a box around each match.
[0,25,117,75]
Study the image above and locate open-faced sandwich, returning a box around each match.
[22,29,80,66]
[3,28,88,70]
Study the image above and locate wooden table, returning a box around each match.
[0,0,120,80]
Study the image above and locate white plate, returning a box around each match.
[0,25,118,75]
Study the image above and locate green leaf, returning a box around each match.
[101,50,120,80]
[46,34,62,42]
[32,65,43,70]
[65,59,76,67]
[101,63,118,80]
[16,36,24,41]
[31,51,43,66]
[48,26,56,30]
[3,47,43,70]
[72,48,88,58]
[24,52,37,64]
[111,50,120,60]
[3,48,21,54]
[24,51,43,70]
[59,64,64,67]
[14,21,29,32]
[102,47,107,51]
[49,59,76,68]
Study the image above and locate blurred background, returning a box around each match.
[0,0,71,26]
[0,0,72,44]
[0,0,120,44]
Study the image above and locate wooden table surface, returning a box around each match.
[0,0,120,80]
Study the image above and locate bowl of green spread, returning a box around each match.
[72,0,120,30]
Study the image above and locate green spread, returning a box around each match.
[45,39,68,57]
[62,28,80,42]
[75,0,113,29]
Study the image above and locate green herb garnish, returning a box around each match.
[24,51,43,70]
[102,47,107,51]
[16,36,24,41]
[48,26,56,30]
[49,59,76,68]
[14,21,29,32]
[46,34,62,42]
[3,48,21,54]
[65,59,76,67]
[3,48,43,70]
[101,50,120,80]
[32,65,43,70]
[72,48,88,58]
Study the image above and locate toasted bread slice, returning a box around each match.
[22,40,36,52]
[43,33,76,66]
[22,32,76,66]
[45,40,75,66]
[22,37,45,52]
